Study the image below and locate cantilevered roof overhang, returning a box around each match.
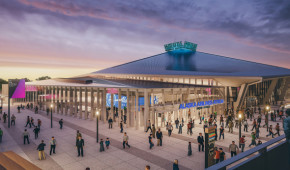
[89,50,290,86]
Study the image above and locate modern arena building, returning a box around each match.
[6,41,290,130]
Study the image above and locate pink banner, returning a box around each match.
[107,88,118,94]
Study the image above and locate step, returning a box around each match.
[0,152,24,170]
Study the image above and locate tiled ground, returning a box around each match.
[0,104,284,170]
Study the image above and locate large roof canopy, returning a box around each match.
[94,50,290,78]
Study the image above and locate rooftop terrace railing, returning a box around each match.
[206,134,289,170]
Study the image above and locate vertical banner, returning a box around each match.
[9,79,26,98]
[8,79,25,128]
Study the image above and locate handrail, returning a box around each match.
[206,134,286,170]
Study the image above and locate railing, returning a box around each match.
[206,134,289,170]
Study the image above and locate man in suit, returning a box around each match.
[76,136,84,157]
[197,133,204,152]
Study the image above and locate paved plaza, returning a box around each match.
[0,104,284,170]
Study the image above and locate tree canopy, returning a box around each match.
[36,76,51,81]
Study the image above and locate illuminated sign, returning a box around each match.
[179,99,224,109]
[164,41,197,52]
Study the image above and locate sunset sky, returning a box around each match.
[0,0,290,81]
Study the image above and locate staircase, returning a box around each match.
[0,151,40,170]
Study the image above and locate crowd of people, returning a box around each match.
[0,101,289,170]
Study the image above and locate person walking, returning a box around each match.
[219,148,226,162]
[76,130,82,141]
[255,127,260,139]
[99,139,105,152]
[3,112,7,123]
[123,132,130,149]
[105,138,110,149]
[0,128,3,143]
[220,115,224,125]
[266,125,274,138]
[228,121,233,133]
[175,118,179,129]
[156,128,163,146]
[214,147,220,163]
[33,126,40,139]
[120,121,123,133]
[152,124,156,138]
[167,123,173,137]
[244,120,248,132]
[239,135,246,152]
[178,124,182,134]
[23,129,30,144]
[59,119,63,129]
[30,117,35,127]
[173,159,179,170]
[249,132,257,147]
[108,117,113,129]
[76,136,84,157]
[187,122,191,135]
[219,126,224,140]
[49,136,56,155]
[11,114,16,126]
[37,119,42,130]
[188,142,192,156]
[37,140,46,160]
[197,133,204,152]
[251,119,257,131]
[229,141,239,157]
[275,123,280,136]
[146,120,152,132]
[25,116,31,128]
[149,134,154,149]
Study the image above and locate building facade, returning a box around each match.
[4,41,290,130]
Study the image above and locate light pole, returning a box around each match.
[238,112,242,148]
[50,104,53,128]
[96,111,99,143]
[265,105,270,132]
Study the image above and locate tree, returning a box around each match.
[36,76,51,81]
[23,78,31,82]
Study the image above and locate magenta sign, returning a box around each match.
[107,88,118,94]
[9,79,26,98]
[26,85,38,92]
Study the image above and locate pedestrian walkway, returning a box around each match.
[0,104,284,170]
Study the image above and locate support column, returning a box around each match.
[144,89,149,131]
[151,92,155,125]
[74,87,77,117]
[118,89,121,124]
[102,89,107,122]
[135,90,139,130]
[57,87,59,114]
[69,87,73,116]
[126,89,130,127]
[90,88,94,120]
[65,87,68,115]
[85,87,88,119]
[44,86,47,111]
[79,87,83,118]
[96,88,100,118]
[110,92,114,119]
[60,87,64,114]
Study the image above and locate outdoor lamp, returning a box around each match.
[96,111,99,116]
[266,105,270,111]
[50,104,53,108]
[238,113,242,119]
